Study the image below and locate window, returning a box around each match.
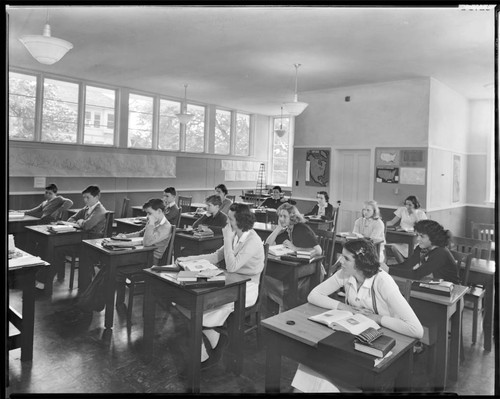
[9,72,37,141]
[215,109,231,154]
[271,116,291,185]
[185,104,205,152]
[159,99,181,151]
[235,113,250,156]
[84,85,115,145]
[41,78,79,143]
[488,128,495,202]
[107,113,114,130]
[128,93,154,148]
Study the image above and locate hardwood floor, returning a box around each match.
[7,265,496,395]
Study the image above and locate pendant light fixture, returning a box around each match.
[18,9,73,65]
[283,63,308,116]
[175,84,194,124]
[275,106,286,137]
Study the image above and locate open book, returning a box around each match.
[178,259,219,272]
[103,237,143,247]
[308,309,380,336]
[268,244,295,257]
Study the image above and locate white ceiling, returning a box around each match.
[7,5,497,116]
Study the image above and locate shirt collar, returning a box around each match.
[233,230,249,246]
[346,273,376,291]
[156,215,167,227]
[86,201,101,214]
[166,202,175,209]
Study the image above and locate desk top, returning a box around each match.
[175,231,223,242]
[385,229,417,237]
[8,214,40,223]
[25,224,83,236]
[180,212,203,219]
[82,238,157,255]
[8,247,49,271]
[143,268,249,295]
[468,258,495,275]
[115,217,147,226]
[410,284,469,305]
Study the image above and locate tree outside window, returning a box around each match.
[159,99,181,151]
[185,104,205,152]
[235,113,250,156]
[271,116,290,185]
[128,93,153,148]
[9,72,37,141]
[215,109,231,154]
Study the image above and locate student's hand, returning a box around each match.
[337,303,359,314]
[75,219,84,227]
[282,239,297,251]
[115,233,127,239]
[357,309,382,324]
[222,223,234,240]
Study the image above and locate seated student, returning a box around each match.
[259,186,296,209]
[292,238,424,393]
[388,220,460,284]
[114,198,172,309]
[66,185,107,239]
[176,203,264,367]
[21,183,73,223]
[305,191,335,220]
[192,195,227,232]
[385,195,427,262]
[264,203,323,310]
[352,200,386,261]
[162,186,180,225]
[215,183,232,215]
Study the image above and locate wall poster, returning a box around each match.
[453,154,460,202]
[306,149,330,187]
[376,167,399,183]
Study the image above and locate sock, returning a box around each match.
[203,329,220,349]
[201,341,209,362]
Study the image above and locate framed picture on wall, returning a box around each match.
[375,167,399,183]
[376,148,399,166]
[306,149,330,187]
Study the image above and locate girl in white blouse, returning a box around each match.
[352,200,385,261]
[291,238,423,393]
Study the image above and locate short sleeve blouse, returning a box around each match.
[394,207,427,230]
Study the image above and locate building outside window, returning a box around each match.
[128,93,153,148]
[185,103,205,152]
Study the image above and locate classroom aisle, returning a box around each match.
[7,265,496,395]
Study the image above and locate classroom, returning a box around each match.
[7,5,497,396]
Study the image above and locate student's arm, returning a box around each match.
[165,206,180,225]
[192,214,207,229]
[120,227,145,238]
[352,218,362,234]
[324,204,334,220]
[24,203,43,217]
[411,248,448,280]
[67,208,85,223]
[307,271,356,312]
[369,219,385,241]
[264,225,287,245]
[176,250,221,266]
[79,206,106,231]
[143,221,171,247]
[391,246,421,269]
[386,216,401,227]
[221,224,256,273]
[305,205,317,216]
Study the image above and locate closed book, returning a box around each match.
[411,281,452,296]
[280,254,311,263]
[181,279,226,288]
[354,334,396,358]
[296,249,315,259]
[177,271,198,282]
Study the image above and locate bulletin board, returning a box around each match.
[374,147,427,208]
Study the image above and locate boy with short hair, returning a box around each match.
[67,185,107,238]
[23,183,73,223]
[163,186,180,225]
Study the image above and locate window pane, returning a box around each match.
[159,99,181,151]
[185,104,205,152]
[84,85,115,145]
[215,109,231,154]
[272,117,290,185]
[128,93,153,148]
[41,78,79,143]
[9,72,37,141]
[235,113,250,156]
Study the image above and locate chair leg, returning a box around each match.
[460,328,465,362]
[472,301,479,345]
[127,283,135,327]
[69,258,76,291]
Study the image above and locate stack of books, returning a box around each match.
[176,269,226,288]
[193,228,215,238]
[411,280,454,296]
[47,225,77,233]
[296,248,316,259]
[9,211,25,219]
[354,327,396,358]
[268,244,295,257]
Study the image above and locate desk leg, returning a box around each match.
[285,268,299,311]
[483,276,494,352]
[44,243,55,297]
[449,298,463,381]
[20,268,38,361]
[78,247,92,294]
[104,259,116,330]
[143,277,156,362]
[394,349,414,392]
[229,283,246,376]
[188,298,203,394]
[434,306,451,391]
[264,332,282,393]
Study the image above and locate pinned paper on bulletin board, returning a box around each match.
[376,167,399,183]
[399,167,425,185]
[34,177,46,188]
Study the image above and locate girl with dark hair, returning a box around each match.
[388,220,460,283]
[291,238,423,392]
[215,183,232,215]
[305,191,335,220]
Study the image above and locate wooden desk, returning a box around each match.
[266,255,324,310]
[115,217,147,234]
[385,229,418,257]
[460,258,495,352]
[8,249,49,361]
[262,303,416,392]
[79,239,156,330]
[251,208,278,223]
[190,202,207,211]
[252,221,277,241]
[8,215,41,250]
[24,225,84,296]
[179,212,199,228]
[142,269,249,393]
[409,284,468,391]
[174,231,223,257]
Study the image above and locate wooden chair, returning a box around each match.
[125,226,176,327]
[331,200,341,233]
[226,195,236,202]
[316,229,337,278]
[449,246,486,346]
[112,197,130,229]
[67,211,114,291]
[391,275,412,302]
[178,196,192,213]
[450,235,493,261]
[471,221,495,253]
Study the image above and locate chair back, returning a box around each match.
[265,209,278,224]
[450,249,473,286]
[120,197,130,218]
[226,194,236,202]
[391,275,412,302]
[103,211,115,238]
[331,200,341,234]
[316,229,337,277]
[450,235,492,261]
[471,221,495,242]
[248,243,269,315]
[175,212,182,228]
[159,225,176,265]
[178,196,192,213]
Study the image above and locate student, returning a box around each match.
[215,183,232,215]
[292,238,424,392]
[352,200,386,261]
[163,186,180,225]
[265,203,322,310]
[388,220,460,283]
[385,195,427,261]
[22,183,73,223]
[259,186,296,209]
[192,194,227,232]
[305,191,335,220]
[66,185,107,238]
[114,198,172,309]
[176,203,264,367]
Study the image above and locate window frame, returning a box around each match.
[83,83,117,146]
[270,114,294,187]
